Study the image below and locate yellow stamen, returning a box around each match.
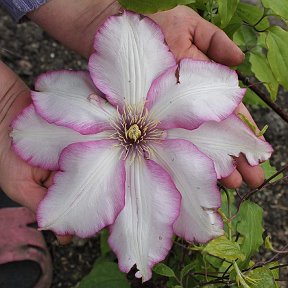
[127,124,141,142]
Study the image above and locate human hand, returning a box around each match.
[148,6,265,189]
[27,1,265,189]
[0,62,71,244]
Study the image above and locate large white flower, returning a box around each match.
[11,12,272,281]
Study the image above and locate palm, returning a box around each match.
[0,69,50,212]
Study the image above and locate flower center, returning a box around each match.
[110,104,163,160]
[127,124,141,142]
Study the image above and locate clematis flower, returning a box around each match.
[11,12,272,281]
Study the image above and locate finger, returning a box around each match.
[235,154,265,188]
[220,169,243,189]
[193,13,244,66]
[173,44,210,62]
[27,0,121,58]
[234,103,266,187]
[41,171,57,188]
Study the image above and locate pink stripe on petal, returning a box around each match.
[37,140,125,238]
[151,139,224,243]
[149,59,245,130]
[146,65,178,110]
[89,11,176,108]
[109,157,181,282]
[32,70,115,135]
[10,105,88,170]
[167,115,273,178]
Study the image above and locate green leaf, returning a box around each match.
[236,3,269,30]
[243,86,268,108]
[203,235,246,261]
[261,0,288,20]
[187,0,206,11]
[243,89,264,107]
[153,263,176,278]
[224,21,242,39]
[264,235,274,250]
[260,160,284,183]
[245,266,276,288]
[180,262,196,280]
[267,262,280,287]
[236,201,264,262]
[249,51,279,101]
[237,53,254,76]
[100,229,110,256]
[118,0,196,14]
[217,0,239,28]
[78,260,130,288]
[266,26,288,90]
[233,25,258,50]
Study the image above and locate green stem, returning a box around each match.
[233,261,251,288]
[223,189,232,241]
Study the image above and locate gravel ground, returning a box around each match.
[0,6,287,288]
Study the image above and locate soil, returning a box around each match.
[0,6,287,288]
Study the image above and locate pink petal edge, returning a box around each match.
[37,140,126,238]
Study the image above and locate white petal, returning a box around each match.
[11,105,111,170]
[167,115,273,178]
[151,140,223,243]
[147,59,245,130]
[37,140,125,238]
[109,157,181,281]
[32,70,116,134]
[89,11,175,108]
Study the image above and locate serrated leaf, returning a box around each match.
[260,160,284,183]
[118,0,196,14]
[245,266,276,288]
[261,0,288,20]
[236,201,264,262]
[217,0,239,28]
[249,51,279,101]
[266,26,288,90]
[236,3,269,30]
[203,235,246,261]
[78,260,130,288]
[153,263,176,278]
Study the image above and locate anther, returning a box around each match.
[127,124,142,142]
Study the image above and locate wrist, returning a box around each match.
[27,0,121,58]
